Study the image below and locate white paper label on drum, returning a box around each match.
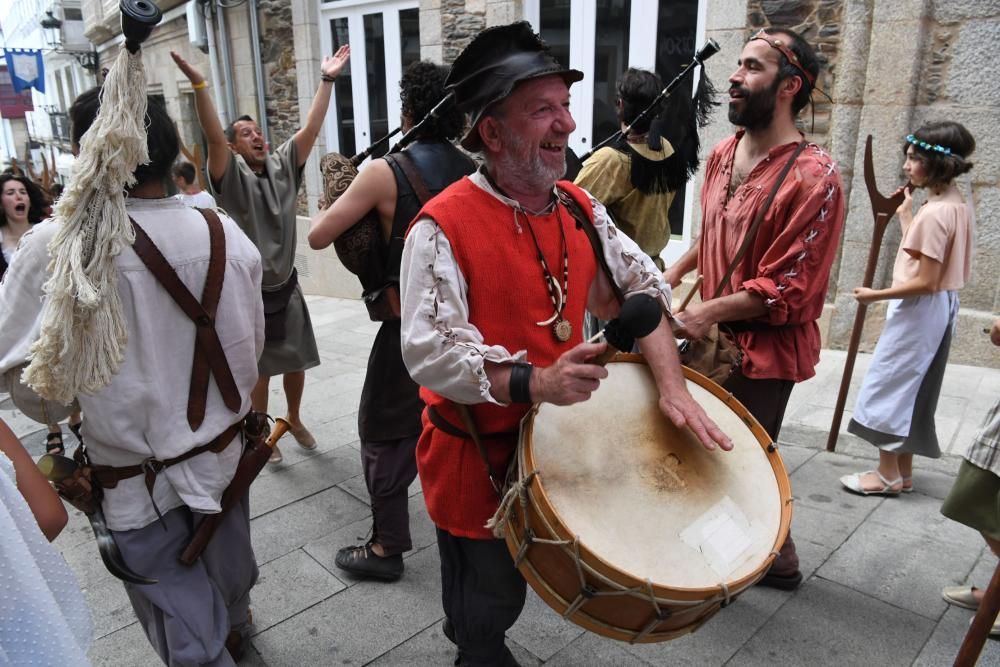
[680,497,755,578]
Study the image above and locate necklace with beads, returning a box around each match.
[520,206,572,342]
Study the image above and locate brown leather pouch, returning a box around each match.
[678,324,743,385]
[362,283,401,322]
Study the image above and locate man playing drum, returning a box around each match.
[0,63,264,665]
[399,22,731,666]
[172,46,350,462]
[666,27,846,590]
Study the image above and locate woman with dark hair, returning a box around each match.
[841,121,976,495]
[0,173,47,279]
[0,172,82,454]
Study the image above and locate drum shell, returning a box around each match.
[505,355,792,643]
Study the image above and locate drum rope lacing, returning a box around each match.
[489,457,757,643]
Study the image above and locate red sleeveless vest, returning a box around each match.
[413,178,598,538]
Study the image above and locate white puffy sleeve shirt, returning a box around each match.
[0,198,265,531]
[399,171,671,405]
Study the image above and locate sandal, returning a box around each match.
[840,470,903,496]
[288,421,317,450]
[45,431,65,456]
[901,475,914,493]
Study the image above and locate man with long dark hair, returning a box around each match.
[576,67,714,270]
[667,27,846,590]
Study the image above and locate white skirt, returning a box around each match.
[848,291,958,458]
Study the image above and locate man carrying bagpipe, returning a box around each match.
[0,5,267,663]
[309,60,475,582]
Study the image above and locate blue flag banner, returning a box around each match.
[3,49,45,94]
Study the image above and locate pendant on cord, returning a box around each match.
[553,318,572,342]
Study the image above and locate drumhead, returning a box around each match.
[528,360,782,588]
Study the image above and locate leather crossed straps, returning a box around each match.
[129,208,242,430]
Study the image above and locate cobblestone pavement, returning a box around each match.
[4,295,999,666]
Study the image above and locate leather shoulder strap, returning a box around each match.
[556,187,626,306]
[130,212,242,429]
[712,140,808,299]
[384,151,434,279]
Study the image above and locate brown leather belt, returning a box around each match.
[91,419,244,492]
[426,405,517,441]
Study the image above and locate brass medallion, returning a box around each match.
[553,318,572,342]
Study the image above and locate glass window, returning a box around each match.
[538,1,571,69]
[330,17,354,156]
[399,8,420,73]
[364,13,389,159]
[655,0,699,237]
[591,0,631,145]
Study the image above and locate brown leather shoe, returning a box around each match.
[225,630,247,662]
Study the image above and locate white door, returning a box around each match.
[523,0,707,263]
[319,0,420,161]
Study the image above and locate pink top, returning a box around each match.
[698,133,846,382]
[892,199,974,291]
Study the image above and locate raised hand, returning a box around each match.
[171,51,205,86]
[321,45,351,80]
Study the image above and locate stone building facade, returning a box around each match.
[75,0,998,366]
[414,0,1000,367]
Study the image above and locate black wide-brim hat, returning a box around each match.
[446,21,584,151]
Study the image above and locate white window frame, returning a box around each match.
[318,0,419,160]
[523,0,708,263]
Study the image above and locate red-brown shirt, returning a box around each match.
[698,133,846,382]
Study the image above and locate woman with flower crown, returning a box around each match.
[840,121,976,496]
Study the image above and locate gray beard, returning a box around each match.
[495,127,566,191]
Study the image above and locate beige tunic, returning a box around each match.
[210,139,320,376]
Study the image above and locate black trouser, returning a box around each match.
[723,368,800,575]
[362,435,419,556]
[436,528,526,666]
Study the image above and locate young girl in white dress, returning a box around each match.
[841,121,976,496]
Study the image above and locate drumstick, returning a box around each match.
[676,275,703,313]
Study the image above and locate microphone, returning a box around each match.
[695,38,721,64]
[590,294,663,366]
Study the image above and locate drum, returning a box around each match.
[2,363,76,425]
[500,354,792,643]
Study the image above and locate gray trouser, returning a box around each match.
[113,493,258,666]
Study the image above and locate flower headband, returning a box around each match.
[905,134,952,155]
[749,29,816,87]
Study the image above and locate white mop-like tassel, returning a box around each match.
[24,48,149,404]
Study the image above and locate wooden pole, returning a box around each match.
[826,135,905,452]
[954,559,1000,666]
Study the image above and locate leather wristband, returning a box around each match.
[320,74,336,83]
[509,362,533,404]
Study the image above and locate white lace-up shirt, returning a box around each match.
[399,171,672,405]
